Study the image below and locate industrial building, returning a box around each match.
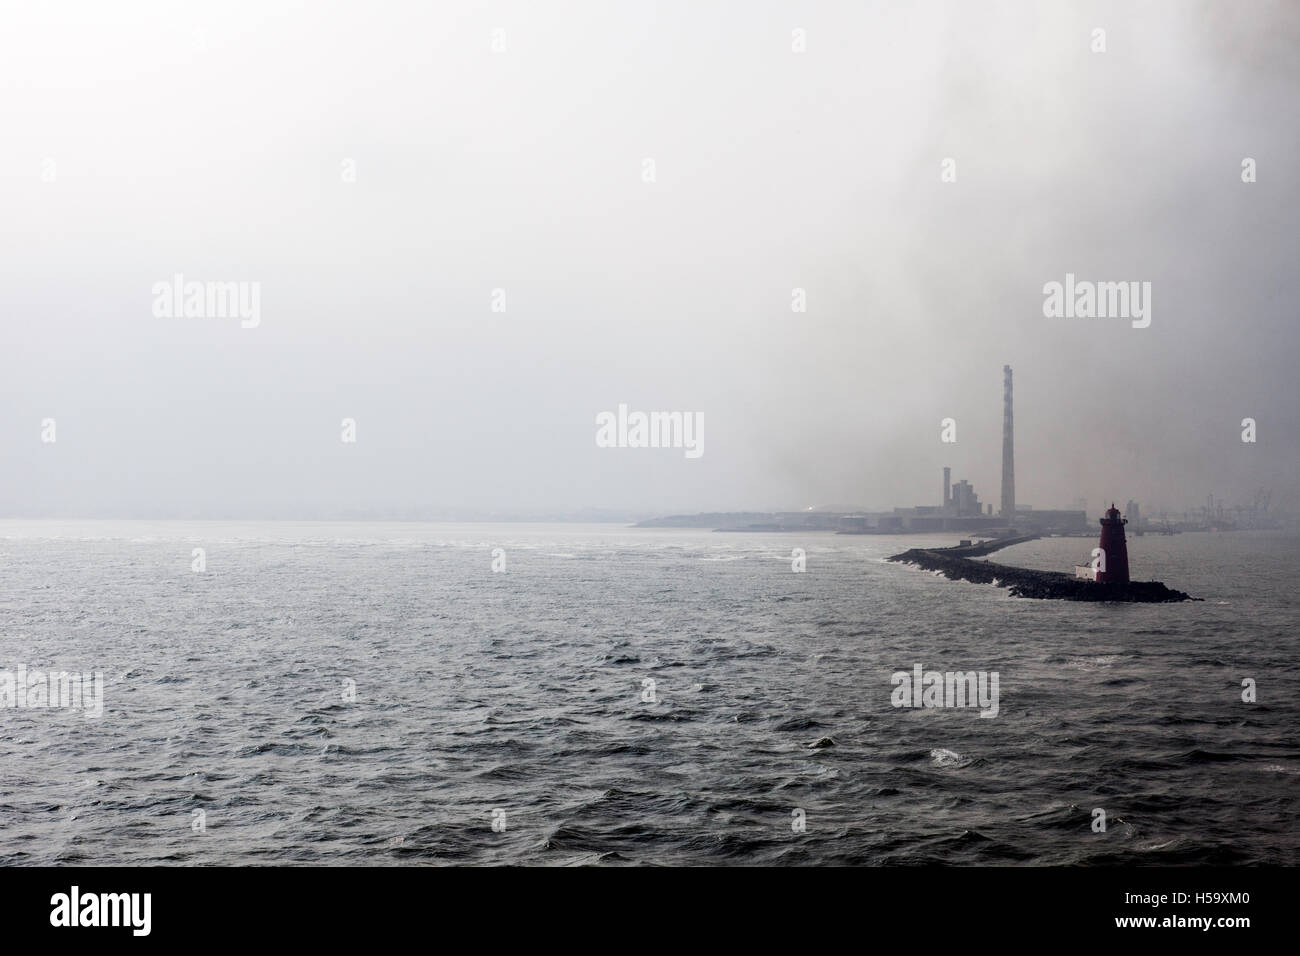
[677,365,1089,535]
[889,366,1085,533]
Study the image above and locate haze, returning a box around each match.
[1,0,1296,519]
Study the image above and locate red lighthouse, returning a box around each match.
[1096,503,1130,585]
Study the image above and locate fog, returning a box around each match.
[2,0,1296,519]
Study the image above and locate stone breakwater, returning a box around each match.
[889,537,1196,603]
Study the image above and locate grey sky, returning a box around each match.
[2,0,1296,518]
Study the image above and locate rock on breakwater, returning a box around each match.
[889,539,1195,602]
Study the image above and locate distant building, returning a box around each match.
[951,479,982,516]
[866,366,1091,536]
[938,467,985,517]
[1018,509,1088,532]
[1001,365,1015,519]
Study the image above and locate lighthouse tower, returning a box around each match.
[1096,504,1130,585]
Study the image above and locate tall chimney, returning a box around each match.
[943,466,951,511]
[1000,365,1015,520]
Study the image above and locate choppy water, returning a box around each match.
[1,521,1297,865]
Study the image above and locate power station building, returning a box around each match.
[999,365,1085,531]
[915,367,1084,533]
[941,466,985,517]
[1001,364,1015,520]
[843,365,1087,534]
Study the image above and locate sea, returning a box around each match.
[1,521,1296,865]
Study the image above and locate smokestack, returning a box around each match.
[943,467,951,511]
[1001,365,1015,520]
